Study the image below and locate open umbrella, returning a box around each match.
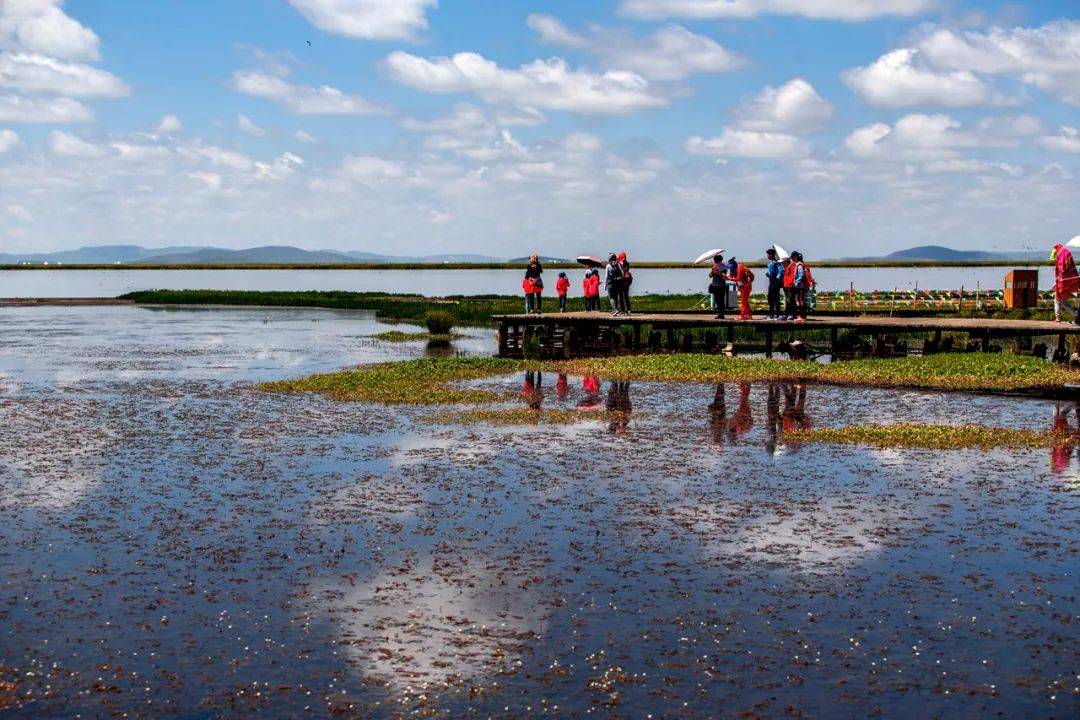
[772,244,791,261]
[1066,236,1080,249]
[576,255,604,268]
[693,248,725,265]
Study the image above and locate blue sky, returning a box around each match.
[0,0,1077,259]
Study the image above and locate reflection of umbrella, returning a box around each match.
[694,248,725,265]
[1066,236,1080,249]
[576,399,603,411]
[772,244,790,261]
[576,255,604,268]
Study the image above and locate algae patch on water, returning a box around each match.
[370,330,462,342]
[554,353,1078,393]
[422,408,592,426]
[784,423,1063,450]
[258,356,523,405]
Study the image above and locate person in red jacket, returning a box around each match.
[582,269,600,311]
[555,271,570,312]
[734,262,755,320]
[781,255,796,321]
[1052,243,1080,323]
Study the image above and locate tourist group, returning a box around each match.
[520,246,817,322]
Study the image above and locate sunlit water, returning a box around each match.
[0,306,1076,718]
[0,265,1053,298]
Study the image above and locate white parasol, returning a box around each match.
[1065,235,1080,249]
[693,248,725,265]
[771,244,791,261]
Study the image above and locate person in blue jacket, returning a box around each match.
[765,248,783,319]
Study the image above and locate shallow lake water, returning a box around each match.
[0,265,1053,298]
[0,306,1076,718]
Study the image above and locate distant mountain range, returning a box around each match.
[846,245,1046,262]
[0,243,1049,265]
[0,245,503,265]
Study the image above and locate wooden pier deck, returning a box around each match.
[494,311,1080,360]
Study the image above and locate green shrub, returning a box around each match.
[425,310,455,335]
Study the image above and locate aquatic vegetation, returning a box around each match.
[784,423,1062,449]
[554,353,1079,393]
[422,407,591,426]
[425,310,455,335]
[370,330,459,342]
[258,356,523,404]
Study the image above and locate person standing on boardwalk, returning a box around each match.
[605,253,625,316]
[790,251,814,322]
[708,253,730,319]
[765,248,783,319]
[1052,243,1080,323]
[617,251,633,315]
[556,272,570,312]
[781,253,797,321]
[583,269,601,311]
[524,254,544,314]
[733,260,755,320]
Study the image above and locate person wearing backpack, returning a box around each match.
[604,253,624,316]
[617,251,633,315]
[791,251,814,322]
[765,248,783,319]
[781,254,797,321]
[708,253,730,320]
[523,254,544,314]
[734,261,755,320]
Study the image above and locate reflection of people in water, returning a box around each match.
[577,375,602,411]
[555,373,568,401]
[764,383,781,454]
[708,384,727,445]
[781,383,811,449]
[606,380,632,434]
[1051,402,1080,474]
[521,370,543,409]
[727,382,753,440]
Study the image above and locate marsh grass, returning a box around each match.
[258,356,523,405]
[422,408,591,426]
[784,424,1065,450]
[371,330,461,342]
[552,353,1078,393]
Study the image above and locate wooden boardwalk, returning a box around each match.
[494,311,1080,360]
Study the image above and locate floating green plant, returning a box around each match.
[370,330,461,342]
[783,423,1064,450]
[422,407,591,426]
[258,356,523,405]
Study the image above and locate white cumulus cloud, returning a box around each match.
[619,0,937,22]
[527,15,744,81]
[0,0,100,61]
[0,51,128,96]
[733,78,832,133]
[916,20,1080,106]
[340,154,406,183]
[842,48,989,107]
[287,0,437,41]
[48,128,105,156]
[233,68,388,115]
[0,92,89,121]
[1038,127,1080,154]
[237,113,266,137]
[686,128,809,158]
[384,51,667,115]
[155,114,181,134]
[0,126,18,152]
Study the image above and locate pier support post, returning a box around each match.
[562,328,573,359]
[980,333,990,353]
[666,327,675,349]
[498,321,508,356]
[1054,333,1067,363]
[764,328,773,359]
[633,324,641,349]
[829,328,838,360]
[726,324,735,343]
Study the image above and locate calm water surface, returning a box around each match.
[0,306,1076,718]
[0,266,1053,298]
